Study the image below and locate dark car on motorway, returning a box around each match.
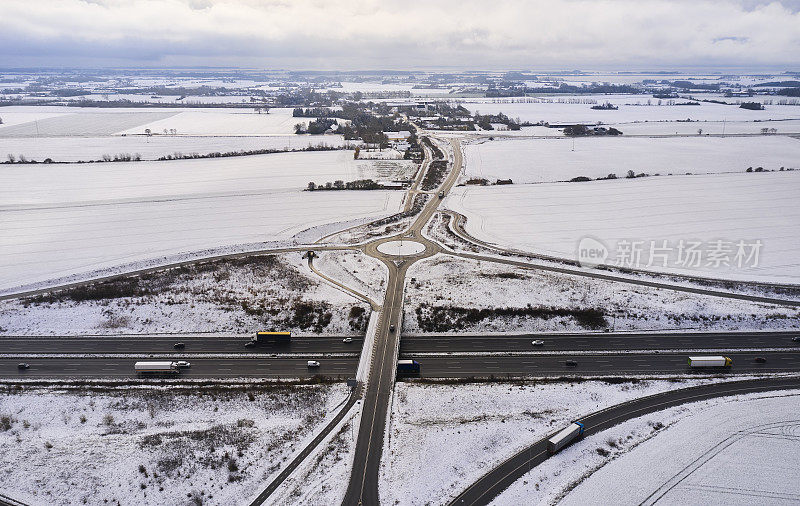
[565,360,578,367]
[17,363,30,370]
[173,342,185,349]
[793,336,800,342]
[754,356,767,363]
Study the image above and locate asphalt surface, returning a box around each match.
[400,351,800,376]
[401,331,800,353]
[1,357,358,378]
[448,376,800,506]
[344,137,463,505]
[0,335,363,354]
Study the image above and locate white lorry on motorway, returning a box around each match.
[135,361,179,374]
[688,356,732,368]
[547,421,585,454]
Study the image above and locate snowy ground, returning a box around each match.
[0,108,180,137]
[379,377,761,506]
[116,108,311,136]
[403,255,800,334]
[0,150,408,291]
[463,96,800,124]
[445,171,800,283]
[313,249,388,304]
[0,382,349,506]
[268,402,359,505]
[463,136,800,184]
[494,389,800,506]
[0,253,372,336]
[0,134,350,162]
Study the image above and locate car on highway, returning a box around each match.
[389,325,396,333]
[175,361,191,368]
[343,338,353,343]
[793,336,800,342]
[754,356,767,363]
[565,360,578,367]
[17,363,30,370]
[307,360,320,368]
[531,340,544,346]
[244,341,256,348]
[173,342,185,349]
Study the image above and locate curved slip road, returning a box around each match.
[442,209,800,297]
[447,250,800,307]
[449,375,800,506]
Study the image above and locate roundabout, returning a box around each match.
[376,240,426,257]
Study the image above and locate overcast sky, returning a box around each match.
[1,0,798,70]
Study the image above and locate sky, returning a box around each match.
[1,0,799,70]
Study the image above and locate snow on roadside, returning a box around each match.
[403,254,800,334]
[0,382,348,506]
[0,253,371,336]
[268,402,359,505]
[312,250,388,303]
[493,389,800,506]
[378,377,771,506]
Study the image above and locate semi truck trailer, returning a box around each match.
[246,331,291,347]
[135,361,179,374]
[688,356,732,368]
[547,421,585,454]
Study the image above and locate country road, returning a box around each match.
[448,376,800,506]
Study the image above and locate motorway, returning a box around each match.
[1,357,359,378]
[0,335,362,354]
[449,376,800,506]
[400,351,800,376]
[401,331,800,353]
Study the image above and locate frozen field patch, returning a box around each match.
[0,134,349,162]
[464,136,800,183]
[446,171,800,283]
[0,149,406,290]
[0,383,348,505]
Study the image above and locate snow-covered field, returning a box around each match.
[463,136,800,183]
[464,96,800,124]
[0,253,372,336]
[494,389,800,506]
[379,377,757,505]
[403,255,800,334]
[0,107,311,138]
[0,150,408,291]
[446,171,800,283]
[606,119,800,136]
[0,134,350,162]
[0,108,180,137]
[313,250,388,304]
[0,382,349,506]
[116,108,311,136]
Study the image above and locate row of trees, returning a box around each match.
[307,179,381,191]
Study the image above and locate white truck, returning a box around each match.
[688,356,732,368]
[135,361,179,374]
[547,421,585,454]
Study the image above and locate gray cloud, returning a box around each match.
[0,0,797,69]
